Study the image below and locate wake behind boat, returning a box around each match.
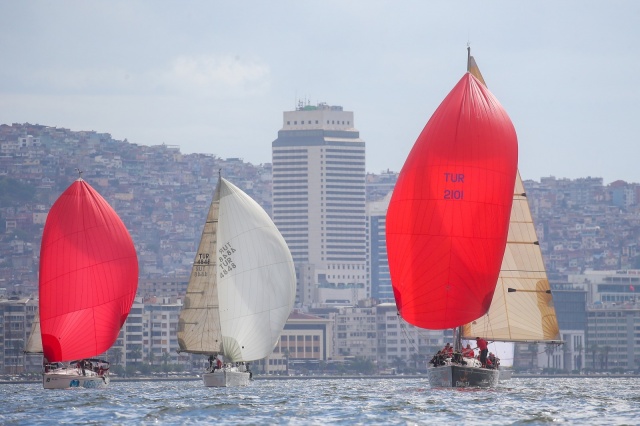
[499,367,514,381]
[34,173,138,389]
[386,49,519,388]
[177,174,296,387]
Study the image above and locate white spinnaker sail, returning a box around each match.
[217,178,296,362]
[177,181,224,354]
[25,311,43,354]
[462,172,561,343]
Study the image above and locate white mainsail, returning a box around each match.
[177,177,296,362]
[462,172,561,343]
[25,310,43,354]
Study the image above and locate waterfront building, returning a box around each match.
[110,296,144,369]
[142,296,183,366]
[264,310,333,374]
[568,269,640,305]
[0,296,38,374]
[332,303,378,361]
[568,269,640,371]
[586,305,640,371]
[367,191,393,303]
[376,303,443,372]
[272,102,367,307]
[552,284,587,372]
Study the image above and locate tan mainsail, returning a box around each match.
[177,180,224,355]
[462,51,561,343]
[462,172,561,342]
[25,310,43,354]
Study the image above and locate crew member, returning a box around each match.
[475,337,489,367]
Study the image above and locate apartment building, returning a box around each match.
[376,303,444,371]
[264,310,333,374]
[0,296,37,374]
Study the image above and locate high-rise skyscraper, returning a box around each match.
[272,102,367,307]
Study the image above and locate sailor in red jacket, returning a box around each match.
[475,337,489,367]
[461,343,475,358]
[442,342,454,356]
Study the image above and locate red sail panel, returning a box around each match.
[39,179,138,362]
[386,73,518,330]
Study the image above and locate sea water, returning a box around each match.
[1,377,638,425]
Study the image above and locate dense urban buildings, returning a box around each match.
[3,120,640,375]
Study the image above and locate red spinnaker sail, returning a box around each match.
[39,179,138,362]
[386,73,518,330]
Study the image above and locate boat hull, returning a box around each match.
[43,371,109,389]
[203,369,250,387]
[427,365,499,388]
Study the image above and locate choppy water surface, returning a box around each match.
[1,377,639,425]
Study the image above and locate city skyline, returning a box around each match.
[2,122,640,376]
[1,2,639,184]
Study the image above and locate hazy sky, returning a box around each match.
[2,1,639,184]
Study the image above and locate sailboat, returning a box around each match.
[37,173,138,389]
[461,54,562,380]
[177,175,296,387]
[386,49,520,388]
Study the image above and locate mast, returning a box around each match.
[455,327,462,352]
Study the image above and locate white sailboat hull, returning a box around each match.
[43,368,109,389]
[203,368,250,387]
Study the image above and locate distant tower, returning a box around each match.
[272,102,367,307]
[368,190,393,303]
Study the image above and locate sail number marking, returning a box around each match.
[219,242,237,278]
[444,172,464,200]
[194,253,210,277]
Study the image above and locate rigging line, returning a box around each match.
[397,312,421,354]
[465,276,504,341]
